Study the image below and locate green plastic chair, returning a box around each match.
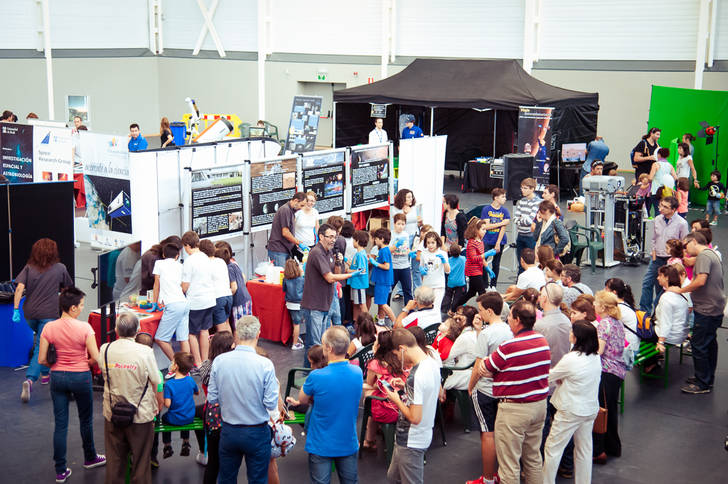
[441,361,475,433]
[423,323,440,346]
[465,204,486,221]
[568,224,604,272]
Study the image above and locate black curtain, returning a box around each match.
[551,104,600,155]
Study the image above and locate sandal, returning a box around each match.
[362,440,378,451]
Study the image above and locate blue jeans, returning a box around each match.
[309,452,358,484]
[26,318,53,381]
[639,256,668,313]
[392,267,413,305]
[691,311,723,389]
[267,250,289,268]
[327,286,341,327]
[483,243,504,287]
[50,371,97,474]
[515,234,536,275]
[303,308,329,367]
[218,423,271,484]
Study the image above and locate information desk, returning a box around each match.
[246,279,292,345]
[462,161,502,193]
[88,307,162,348]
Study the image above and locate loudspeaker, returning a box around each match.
[503,154,535,201]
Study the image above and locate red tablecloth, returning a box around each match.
[73,173,86,208]
[247,280,292,345]
[88,307,163,347]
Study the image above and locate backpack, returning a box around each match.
[635,309,655,340]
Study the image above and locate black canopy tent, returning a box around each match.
[333,59,599,172]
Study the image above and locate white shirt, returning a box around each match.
[368,128,388,145]
[182,251,216,310]
[294,208,319,247]
[655,291,691,345]
[390,207,419,238]
[420,249,448,288]
[152,258,186,304]
[113,246,140,300]
[474,321,513,396]
[618,302,639,352]
[443,327,477,391]
[516,266,546,291]
[210,257,233,299]
[344,237,356,263]
[396,356,441,449]
[119,259,142,302]
[676,155,693,179]
[549,351,602,417]
[402,307,442,329]
[651,160,676,195]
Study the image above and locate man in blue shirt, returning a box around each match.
[207,316,279,484]
[128,123,148,152]
[401,115,424,139]
[297,326,363,484]
[580,136,608,194]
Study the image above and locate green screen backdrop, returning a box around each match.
[649,85,728,206]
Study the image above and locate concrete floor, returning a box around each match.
[2,176,728,483]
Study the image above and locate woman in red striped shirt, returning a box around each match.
[455,219,489,307]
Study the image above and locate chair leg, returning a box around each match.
[590,247,597,273]
[359,403,370,459]
[435,404,447,446]
[663,345,670,388]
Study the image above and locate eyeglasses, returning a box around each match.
[322,234,336,240]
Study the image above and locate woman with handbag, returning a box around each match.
[14,237,73,403]
[38,286,105,483]
[543,320,602,484]
[533,201,569,258]
[592,290,628,464]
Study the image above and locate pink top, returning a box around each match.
[677,189,688,213]
[41,317,95,372]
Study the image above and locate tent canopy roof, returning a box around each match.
[334,59,597,110]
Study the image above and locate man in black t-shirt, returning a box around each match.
[632,128,661,181]
[267,192,307,267]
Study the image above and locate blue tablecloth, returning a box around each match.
[0,300,33,367]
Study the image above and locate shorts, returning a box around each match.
[189,307,213,334]
[471,390,498,433]
[374,285,392,305]
[366,284,375,297]
[706,199,721,217]
[351,288,367,305]
[154,300,190,342]
[212,295,233,325]
[288,308,302,325]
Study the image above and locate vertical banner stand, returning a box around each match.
[242,159,253,279]
[344,148,352,219]
[388,141,395,210]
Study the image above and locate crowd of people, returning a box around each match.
[10,141,726,483]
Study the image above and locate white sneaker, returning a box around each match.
[21,379,31,403]
[195,452,208,466]
[710,220,718,226]
[292,342,305,350]
[164,369,175,380]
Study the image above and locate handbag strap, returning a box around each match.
[104,341,149,409]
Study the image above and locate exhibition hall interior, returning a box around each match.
[1,1,728,483]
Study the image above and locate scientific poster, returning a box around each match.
[0,123,34,183]
[517,106,554,185]
[81,132,133,234]
[32,126,74,182]
[250,157,298,231]
[191,166,244,237]
[301,149,346,216]
[350,144,390,211]
[285,96,322,153]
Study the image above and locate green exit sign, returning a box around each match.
[317,73,327,81]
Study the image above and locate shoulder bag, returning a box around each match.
[104,342,149,428]
[593,386,608,434]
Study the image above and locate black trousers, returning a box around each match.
[455,274,487,308]
[441,286,466,315]
[593,372,622,457]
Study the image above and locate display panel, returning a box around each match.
[191,166,244,237]
[350,144,390,212]
[301,149,346,217]
[250,156,299,231]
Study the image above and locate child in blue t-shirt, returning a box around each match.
[369,228,395,326]
[480,188,510,286]
[348,230,370,322]
[282,259,305,350]
[442,243,466,315]
[154,352,199,462]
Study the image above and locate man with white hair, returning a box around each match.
[296,326,363,483]
[98,312,162,484]
[207,316,279,484]
[394,285,442,329]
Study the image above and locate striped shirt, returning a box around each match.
[465,238,484,276]
[483,330,551,402]
[513,196,541,235]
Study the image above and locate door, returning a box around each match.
[298,82,345,148]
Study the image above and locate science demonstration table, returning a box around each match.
[246,279,292,345]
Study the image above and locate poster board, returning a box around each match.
[398,136,448,229]
[285,96,322,153]
[0,123,34,183]
[249,155,300,232]
[517,106,554,186]
[191,165,244,237]
[301,148,346,217]
[32,126,73,182]
[80,132,135,245]
[349,143,392,213]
